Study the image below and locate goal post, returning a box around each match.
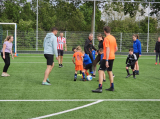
[0,23,17,56]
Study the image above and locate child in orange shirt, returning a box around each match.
[72,46,85,81]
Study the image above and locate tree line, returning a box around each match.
[0,0,160,33]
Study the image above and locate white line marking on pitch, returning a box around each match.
[0,99,160,102]
[31,100,103,119]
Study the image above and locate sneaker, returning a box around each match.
[74,78,77,81]
[155,62,157,65]
[126,74,131,78]
[1,73,7,77]
[91,74,96,78]
[59,65,61,68]
[46,78,50,83]
[42,82,51,85]
[77,74,82,76]
[105,87,114,91]
[133,76,136,79]
[136,72,139,75]
[6,73,10,76]
[80,78,86,81]
[92,88,102,93]
[61,64,63,67]
[113,74,115,77]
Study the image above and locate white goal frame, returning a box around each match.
[0,23,17,54]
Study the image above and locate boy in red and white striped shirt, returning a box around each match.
[57,32,67,67]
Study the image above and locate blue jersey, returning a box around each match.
[100,53,104,60]
[133,39,141,55]
[83,54,92,65]
[99,53,104,64]
[92,50,96,60]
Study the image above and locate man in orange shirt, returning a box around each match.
[72,46,85,81]
[92,26,118,93]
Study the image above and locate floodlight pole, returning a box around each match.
[36,0,38,51]
[147,2,150,53]
[93,0,96,45]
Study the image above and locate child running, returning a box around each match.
[72,46,85,81]
[126,48,137,79]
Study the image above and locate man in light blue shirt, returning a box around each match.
[42,27,58,85]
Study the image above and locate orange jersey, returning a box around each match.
[103,35,117,60]
[73,52,83,65]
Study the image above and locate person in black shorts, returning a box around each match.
[92,33,104,78]
[126,48,137,79]
[57,32,67,68]
[43,27,58,85]
[154,36,160,65]
[133,34,141,75]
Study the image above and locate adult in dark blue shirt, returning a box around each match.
[154,36,160,65]
[132,34,141,75]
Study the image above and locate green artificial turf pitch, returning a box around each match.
[0,54,160,119]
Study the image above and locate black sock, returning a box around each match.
[126,69,130,75]
[61,64,62,66]
[133,71,135,77]
[59,64,60,66]
[80,71,82,74]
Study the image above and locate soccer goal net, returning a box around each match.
[0,23,17,55]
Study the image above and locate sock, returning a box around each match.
[74,73,77,79]
[133,71,135,77]
[93,71,96,75]
[111,83,114,88]
[135,70,137,73]
[126,69,130,75]
[99,84,102,89]
[82,72,85,79]
[80,71,82,74]
[59,64,60,66]
[90,71,93,74]
[86,72,89,76]
[61,64,62,66]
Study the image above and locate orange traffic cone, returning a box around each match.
[14,52,17,57]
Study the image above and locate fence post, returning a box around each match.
[120,32,122,52]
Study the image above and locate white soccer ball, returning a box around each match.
[87,75,92,81]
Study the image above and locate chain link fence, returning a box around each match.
[0,30,159,55]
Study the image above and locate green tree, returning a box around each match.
[54,1,86,31]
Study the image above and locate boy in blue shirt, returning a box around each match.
[82,51,92,79]
[92,49,96,60]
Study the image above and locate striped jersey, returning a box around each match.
[57,36,66,50]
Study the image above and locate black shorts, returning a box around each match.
[44,54,54,65]
[84,63,92,70]
[99,59,114,71]
[134,53,139,60]
[58,50,64,56]
[126,63,135,69]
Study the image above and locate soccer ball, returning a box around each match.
[87,75,92,81]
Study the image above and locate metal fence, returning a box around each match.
[0,30,159,54]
